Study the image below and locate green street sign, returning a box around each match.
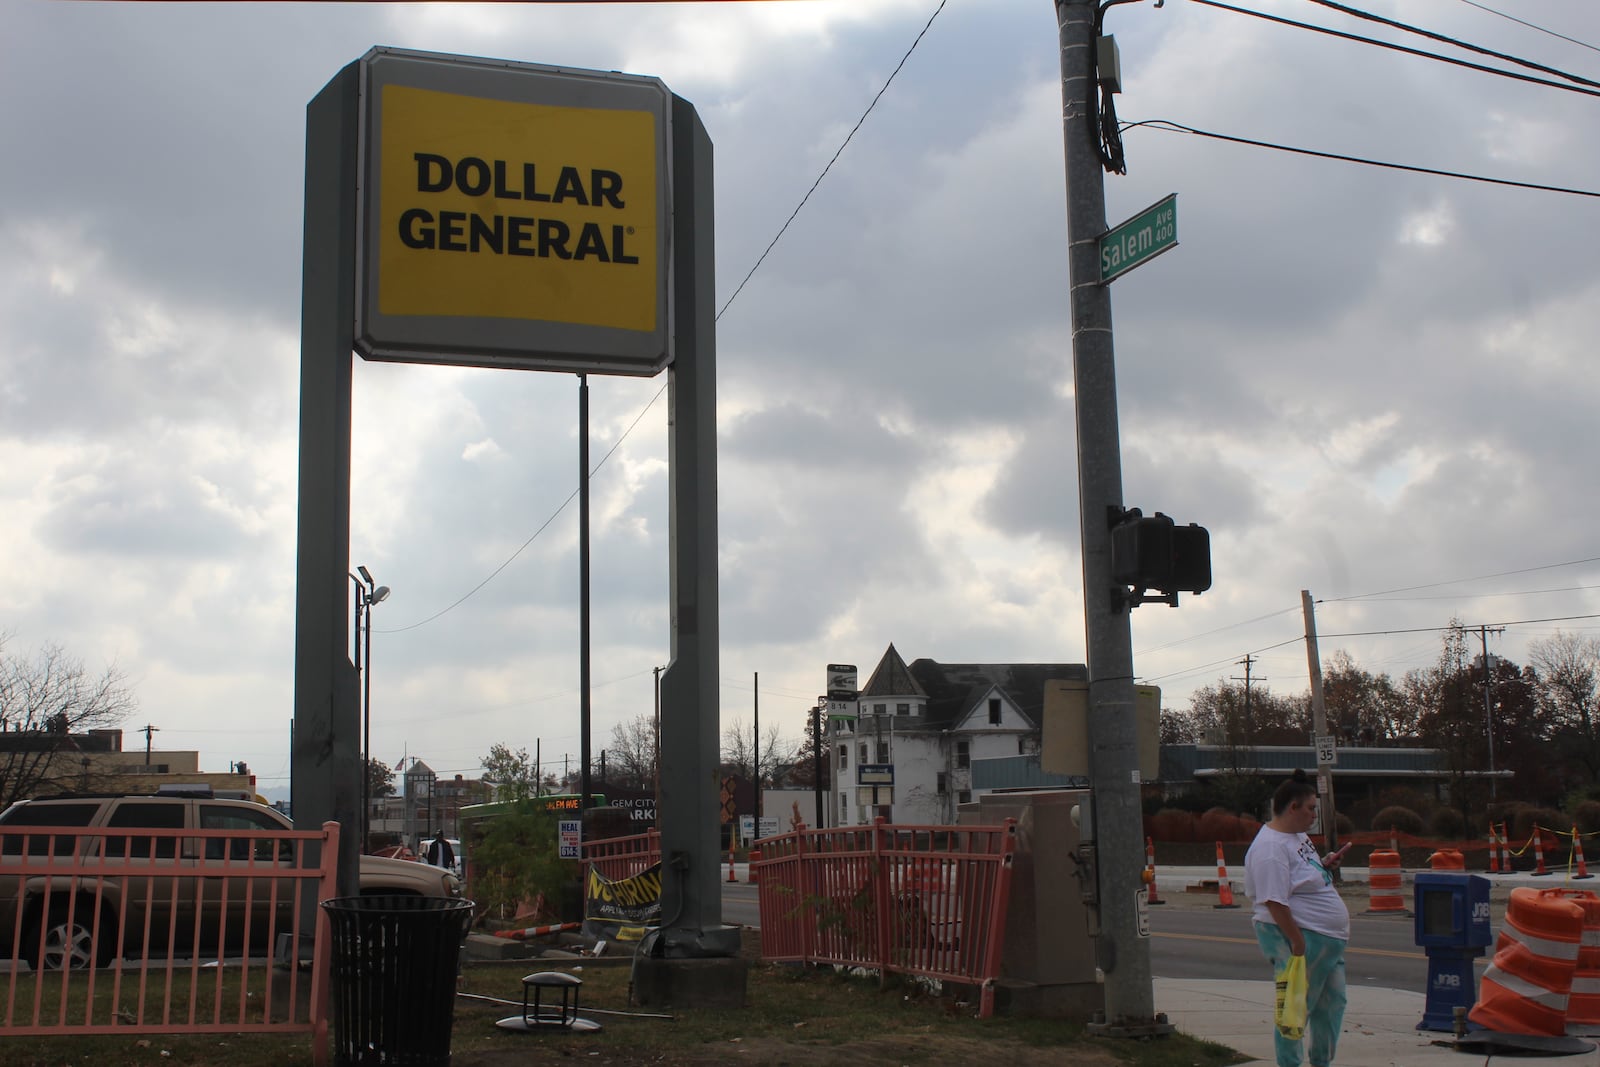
[1099,193,1177,284]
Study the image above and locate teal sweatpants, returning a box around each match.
[1253,922,1347,1067]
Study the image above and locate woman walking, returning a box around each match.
[1243,769,1351,1067]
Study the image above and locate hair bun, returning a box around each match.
[1291,768,1309,783]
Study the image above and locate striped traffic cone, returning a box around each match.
[1533,825,1553,876]
[1488,823,1502,874]
[1214,841,1239,909]
[1572,826,1593,880]
[1499,822,1513,875]
[1145,836,1165,906]
[728,844,738,882]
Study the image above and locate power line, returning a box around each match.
[1451,0,1600,57]
[1301,0,1600,89]
[383,3,951,632]
[1188,0,1600,99]
[716,0,950,321]
[1124,119,1600,199]
[378,381,667,634]
[1323,557,1600,602]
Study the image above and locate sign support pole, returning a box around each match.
[656,94,740,961]
[1055,0,1161,1032]
[294,60,363,911]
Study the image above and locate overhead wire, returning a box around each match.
[382,2,951,633]
[1188,0,1600,100]
[1301,0,1600,89]
[1122,119,1600,199]
[1452,0,1600,56]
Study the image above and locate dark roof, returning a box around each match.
[905,658,1087,730]
[860,644,925,699]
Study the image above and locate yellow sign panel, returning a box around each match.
[378,85,658,332]
[355,49,673,375]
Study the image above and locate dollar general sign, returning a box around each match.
[356,49,672,375]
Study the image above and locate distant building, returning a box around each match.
[0,727,256,800]
[828,644,1085,826]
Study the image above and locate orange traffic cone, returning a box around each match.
[1145,836,1165,906]
[1489,823,1502,874]
[1499,822,1513,875]
[1214,841,1239,909]
[1573,826,1593,880]
[1533,825,1552,876]
[728,844,738,882]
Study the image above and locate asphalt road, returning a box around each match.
[721,880,1472,998]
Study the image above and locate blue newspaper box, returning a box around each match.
[1413,872,1493,1031]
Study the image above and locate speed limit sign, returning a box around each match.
[1315,735,1337,766]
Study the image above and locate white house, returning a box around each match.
[829,644,1087,826]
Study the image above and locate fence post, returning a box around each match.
[311,820,340,1067]
[872,818,891,985]
[797,826,814,963]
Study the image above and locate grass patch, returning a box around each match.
[1,944,1246,1066]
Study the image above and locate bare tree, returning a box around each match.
[720,716,796,788]
[1529,631,1600,783]
[605,714,659,791]
[0,635,137,808]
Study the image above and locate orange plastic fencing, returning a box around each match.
[753,818,1016,1017]
[1471,887,1585,1037]
[1366,850,1406,914]
[0,821,338,1057]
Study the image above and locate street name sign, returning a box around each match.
[1099,193,1177,284]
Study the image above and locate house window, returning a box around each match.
[897,703,910,716]
[988,698,1001,725]
[841,793,849,820]
[876,741,890,764]
[839,747,848,771]
[873,703,886,716]
[1018,737,1027,754]
[956,741,970,769]
[936,772,947,794]
[858,743,868,765]
[957,790,972,805]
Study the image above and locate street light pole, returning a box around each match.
[351,567,390,852]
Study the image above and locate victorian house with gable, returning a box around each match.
[830,644,1086,826]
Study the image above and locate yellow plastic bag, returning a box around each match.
[1274,954,1308,1039]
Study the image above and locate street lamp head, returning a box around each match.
[370,585,391,605]
[357,565,375,586]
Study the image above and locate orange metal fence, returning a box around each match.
[0,821,337,1056]
[753,818,1017,1017]
[581,827,661,880]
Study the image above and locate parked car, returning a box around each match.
[0,790,461,969]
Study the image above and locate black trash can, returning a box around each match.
[321,895,476,1067]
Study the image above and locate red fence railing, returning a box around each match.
[0,821,337,1058]
[753,818,1016,1017]
[581,827,660,880]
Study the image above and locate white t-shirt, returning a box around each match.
[1243,825,1350,941]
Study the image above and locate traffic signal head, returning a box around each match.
[1110,510,1212,595]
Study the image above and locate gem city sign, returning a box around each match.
[356,48,673,376]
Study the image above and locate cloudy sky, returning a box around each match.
[3,0,1597,799]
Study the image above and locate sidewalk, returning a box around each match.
[1152,865,1600,1064]
[1156,977,1599,1065]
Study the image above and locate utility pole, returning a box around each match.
[813,696,824,828]
[1232,655,1257,748]
[142,723,160,765]
[653,666,664,809]
[753,671,761,820]
[578,373,593,813]
[1479,625,1504,800]
[1302,591,1339,874]
[535,738,542,797]
[1055,0,1163,1033]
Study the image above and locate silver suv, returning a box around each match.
[0,792,461,968]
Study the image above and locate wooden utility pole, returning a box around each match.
[1301,591,1339,868]
[141,723,160,765]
